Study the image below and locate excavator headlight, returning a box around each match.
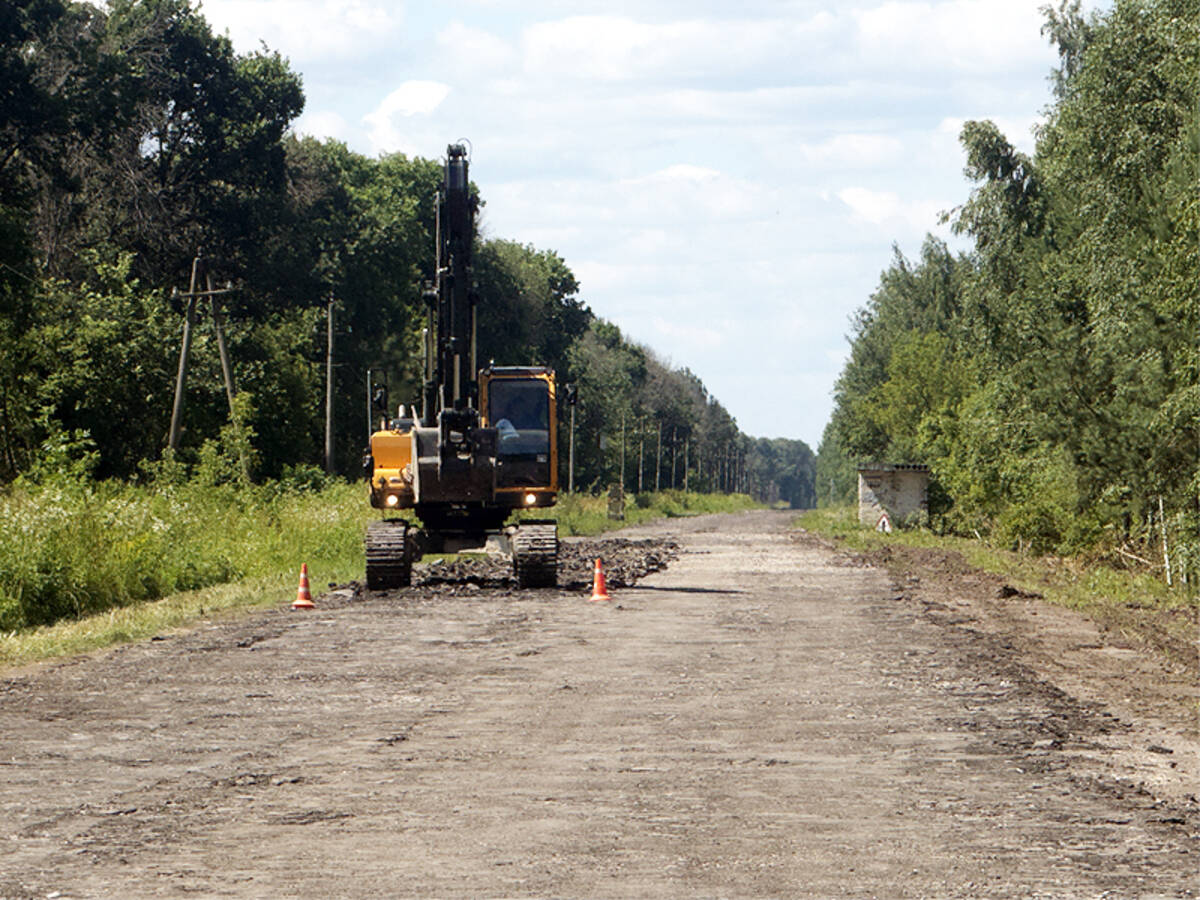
[385,494,400,508]
[524,492,537,506]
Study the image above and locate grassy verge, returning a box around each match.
[797,505,1199,669]
[535,490,761,536]
[0,478,368,631]
[0,574,296,668]
[1,486,759,668]
[0,477,369,668]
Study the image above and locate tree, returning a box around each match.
[822,0,1198,573]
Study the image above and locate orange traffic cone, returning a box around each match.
[589,558,611,602]
[292,563,315,610]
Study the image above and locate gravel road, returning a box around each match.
[1,509,1195,898]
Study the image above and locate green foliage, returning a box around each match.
[21,427,100,483]
[0,474,367,632]
[825,0,1199,583]
[814,421,857,507]
[195,393,258,487]
[745,437,816,508]
[18,251,177,475]
[476,239,589,372]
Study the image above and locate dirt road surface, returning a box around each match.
[2,510,1196,898]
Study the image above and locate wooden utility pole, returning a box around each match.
[670,427,677,488]
[655,420,662,491]
[568,394,576,493]
[325,294,336,475]
[168,254,238,452]
[208,271,237,415]
[1159,496,1173,587]
[168,255,202,451]
[637,418,644,493]
[619,411,626,492]
[684,438,689,492]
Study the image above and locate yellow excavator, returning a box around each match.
[363,144,559,589]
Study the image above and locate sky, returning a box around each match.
[199,0,1110,450]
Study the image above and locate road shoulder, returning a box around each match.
[800,528,1199,814]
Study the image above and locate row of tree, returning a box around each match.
[0,0,816,505]
[817,0,1197,580]
[564,320,815,505]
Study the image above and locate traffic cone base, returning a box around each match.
[589,558,611,602]
[292,563,315,610]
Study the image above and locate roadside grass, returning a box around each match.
[1,486,759,668]
[0,478,368,631]
[541,490,761,536]
[0,478,369,668]
[797,506,1199,669]
[0,574,295,668]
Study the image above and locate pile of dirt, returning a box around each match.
[345,536,678,598]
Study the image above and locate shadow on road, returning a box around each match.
[623,585,747,595]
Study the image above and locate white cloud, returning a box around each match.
[364,82,453,153]
[436,22,518,74]
[836,186,946,234]
[621,165,761,219]
[640,164,721,182]
[519,13,839,82]
[652,316,726,350]
[293,109,350,141]
[852,0,1052,73]
[837,186,902,225]
[797,133,906,169]
[489,165,762,244]
[201,0,402,61]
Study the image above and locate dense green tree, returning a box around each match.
[0,0,792,502]
[815,420,857,506]
[825,0,1198,576]
[746,437,816,508]
[832,237,971,462]
[564,320,646,490]
[475,239,589,374]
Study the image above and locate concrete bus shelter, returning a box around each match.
[858,464,930,530]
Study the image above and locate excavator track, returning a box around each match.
[512,521,558,588]
[365,520,412,590]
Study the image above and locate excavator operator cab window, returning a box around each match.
[489,378,551,489]
[489,379,549,454]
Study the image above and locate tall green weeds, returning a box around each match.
[0,470,367,632]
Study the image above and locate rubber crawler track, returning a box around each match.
[512,522,558,588]
[365,520,412,589]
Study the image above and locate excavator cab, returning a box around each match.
[481,367,558,509]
